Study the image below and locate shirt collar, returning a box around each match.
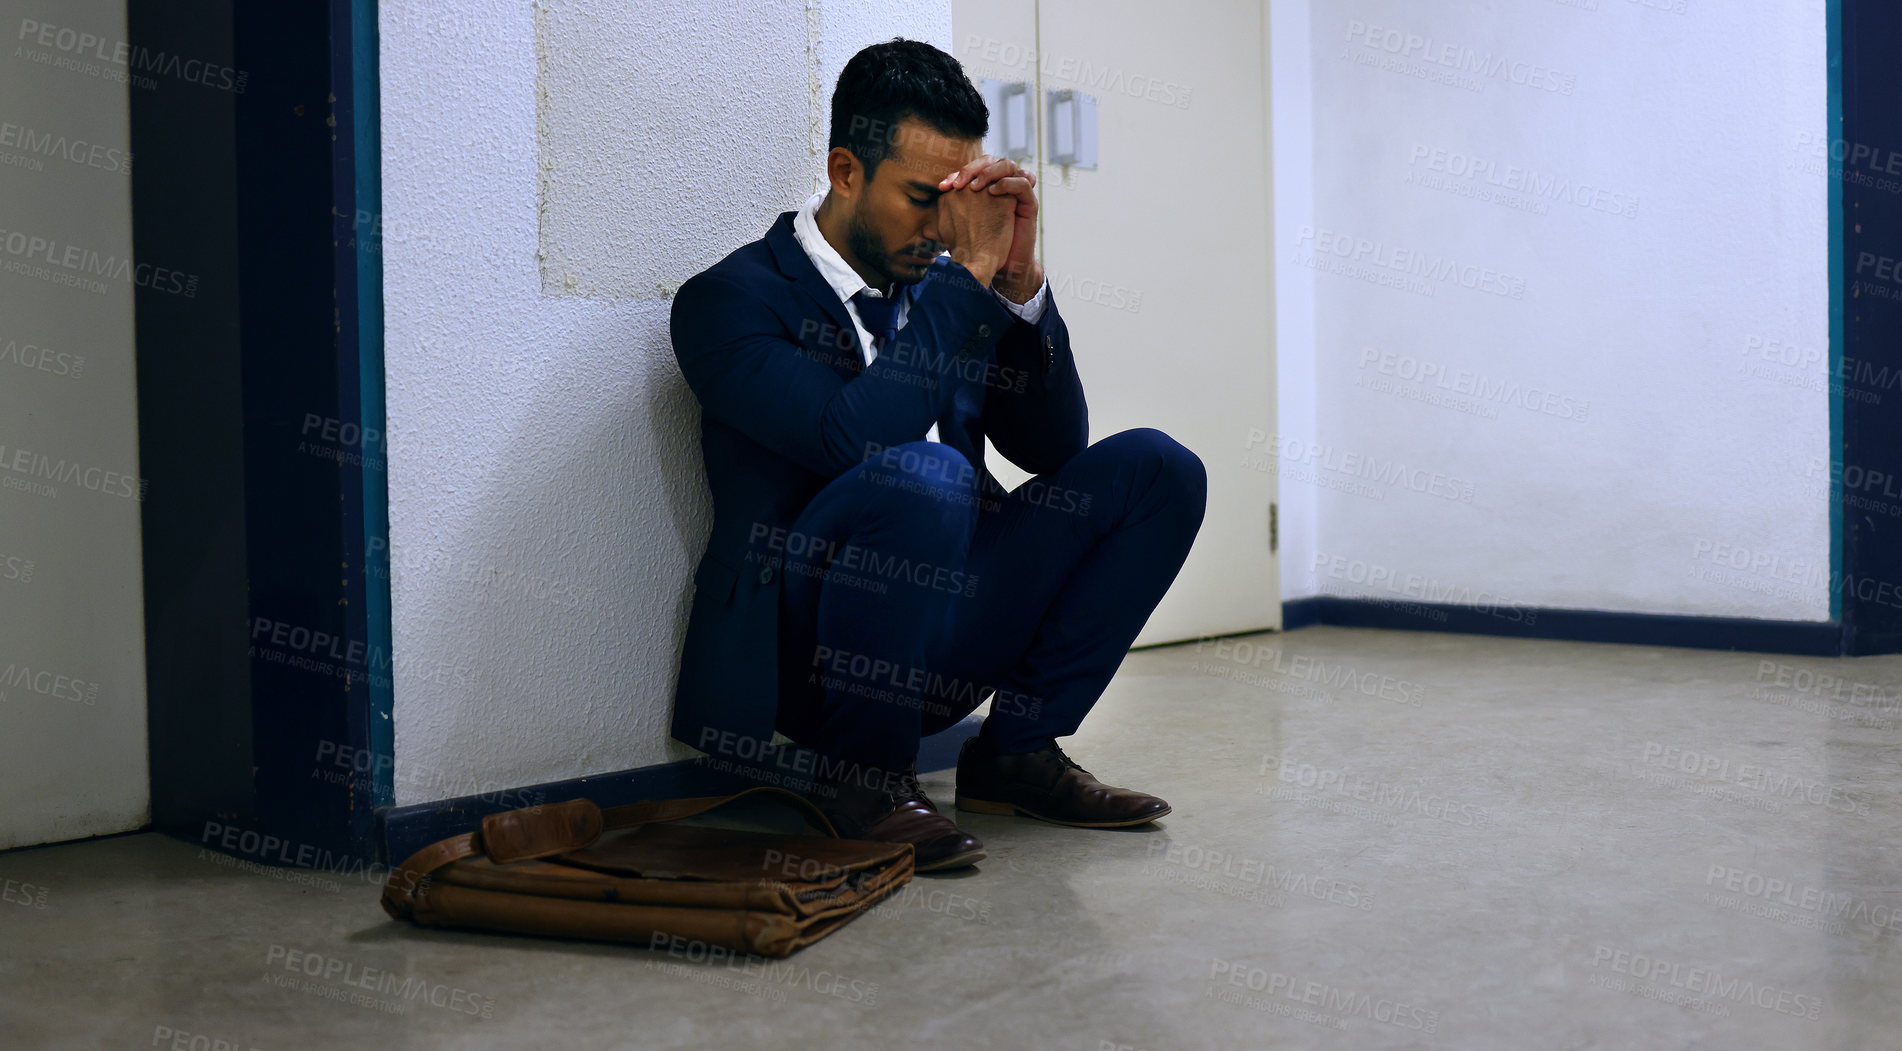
[792,189,891,304]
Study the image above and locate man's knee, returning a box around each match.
[1105,427,1207,508]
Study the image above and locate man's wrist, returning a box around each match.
[992,261,1045,305]
[949,249,999,287]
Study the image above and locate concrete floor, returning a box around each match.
[5,625,1902,1050]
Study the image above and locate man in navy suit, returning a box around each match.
[669,38,1206,870]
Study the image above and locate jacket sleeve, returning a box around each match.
[670,257,1017,478]
[982,290,1089,476]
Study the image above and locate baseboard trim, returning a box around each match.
[378,717,987,864]
[1281,597,1842,656]
[1281,597,1322,631]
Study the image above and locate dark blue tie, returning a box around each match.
[851,286,902,359]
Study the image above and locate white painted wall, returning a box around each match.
[1276,0,1830,621]
[382,0,947,806]
[0,0,151,847]
[384,0,1834,806]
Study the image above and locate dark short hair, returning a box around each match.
[829,38,988,185]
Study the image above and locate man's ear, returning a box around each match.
[825,147,865,202]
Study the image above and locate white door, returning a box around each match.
[954,0,1280,642]
[0,0,151,849]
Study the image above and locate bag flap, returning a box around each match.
[557,823,908,883]
[480,798,603,864]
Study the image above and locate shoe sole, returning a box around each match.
[954,795,1171,828]
[801,821,986,872]
[914,847,987,872]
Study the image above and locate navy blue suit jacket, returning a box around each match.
[667,208,1089,754]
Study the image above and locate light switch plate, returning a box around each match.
[1046,89,1098,169]
[977,77,1036,161]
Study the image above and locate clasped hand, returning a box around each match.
[934,155,1043,303]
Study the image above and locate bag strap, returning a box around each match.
[599,784,838,835]
[380,785,838,920]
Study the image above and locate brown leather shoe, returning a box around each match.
[955,738,1171,828]
[805,763,986,872]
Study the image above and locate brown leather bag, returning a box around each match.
[380,786,914,958]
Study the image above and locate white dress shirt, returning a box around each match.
[790,189,1049,445]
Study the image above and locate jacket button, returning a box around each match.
[977,324,992,337]
[758,566,774,584]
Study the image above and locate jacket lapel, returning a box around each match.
[765,211,865,378]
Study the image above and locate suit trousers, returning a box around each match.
[772,427,1208,776]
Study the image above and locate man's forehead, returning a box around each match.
[888,118,979,174]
